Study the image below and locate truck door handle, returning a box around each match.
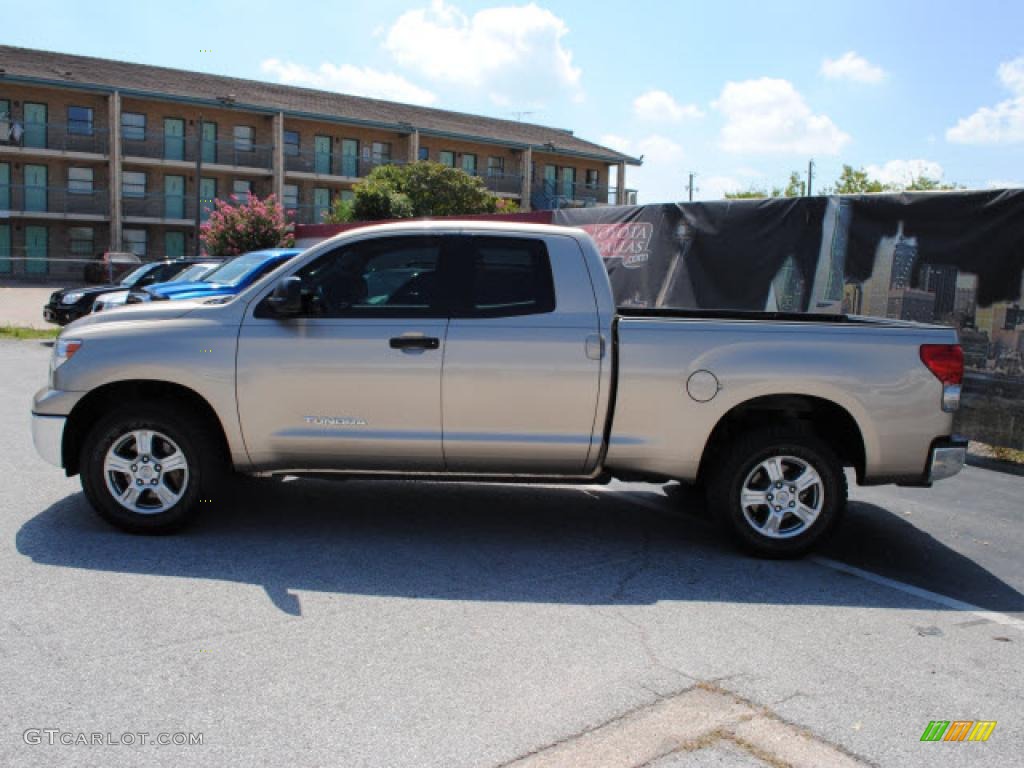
[389,336,440,350]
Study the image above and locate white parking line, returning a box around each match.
[588,484,1024,633]
[810,556,1024,632]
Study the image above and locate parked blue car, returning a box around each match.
[126,249,302,304]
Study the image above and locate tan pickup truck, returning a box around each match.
[32,222,967,556]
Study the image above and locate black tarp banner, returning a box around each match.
[554,190,1024,450]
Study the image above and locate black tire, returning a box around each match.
[79,403,223,533]
[706,427,847,558]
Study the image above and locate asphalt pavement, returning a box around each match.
[1,339,1021,767]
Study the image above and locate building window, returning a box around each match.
[487,156,504,175]
[439,150,455,168]
[284,130,300,157]
[418,146,429,161]
[232,179,252,198]
[121,112,146,140]
[340,189,355,202]
[68,106,94,136]
[69,227,94,256]
[234,125,254,151]
[123,228,147,257]
[283,184,299,209]
[461,153,477,176]
[371,142,391,163]
[122,171,146,198]
[585,169,599,189]
[68,167,94,194]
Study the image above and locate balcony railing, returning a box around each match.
[530,180,638,209]
[284,151,404,178]
[479,171,524,195]
[122,193,195,220]
[285,204,334,225]
[0,185,109,216]
[121,130,195,163]
[121,134,273,170]
[0,121,109,154]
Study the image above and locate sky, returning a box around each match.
[4,0,1024,203]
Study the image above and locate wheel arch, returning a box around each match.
[62,380,231,477]
[696,394,866,486]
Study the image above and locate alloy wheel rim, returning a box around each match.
[103,429,189,514]
[739,454,824,539]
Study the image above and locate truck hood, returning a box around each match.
[65,298,207,329]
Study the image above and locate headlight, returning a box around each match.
[51,338,83,375]
[61,291,85,305]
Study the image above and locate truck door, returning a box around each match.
[441,235,603,474]
[236,235,451,472]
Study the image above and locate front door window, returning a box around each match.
[24,103,47,149]
[313,187,330,222]
[25,225,48,274]
[314,136,332,175]
[25,164,48,212]
[341,139,359,177]
[201,122,217,164]
[164,175,185,219]
[164,118,185,161]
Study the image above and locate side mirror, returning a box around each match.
[265,276,302,316]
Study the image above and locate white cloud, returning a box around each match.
[946,56,1024,144]
[599,134,685,203]
[714,78,850,155]
[865,159,945,186]
[384,1,582,106]
[260,59,436,105]
[632,90,704,122]
[820,51,886,84]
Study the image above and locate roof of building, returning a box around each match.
[0,45,640,165]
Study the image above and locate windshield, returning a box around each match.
[118,263,158,287]
[201,253,278,287]
[170,263,219,282]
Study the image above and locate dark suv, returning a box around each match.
[44,259,210,325]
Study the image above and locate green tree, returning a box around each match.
[724,171,802,199]
[350,161,501,221]
[199,194,294,256]
[782,171,805,197]
[904,175,959,191]
[831,165,892,194]
[324,197,355,224]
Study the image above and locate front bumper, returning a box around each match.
[31,413,66,468]
[928,436,967,482]
[43,304,86,326]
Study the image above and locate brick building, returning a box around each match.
[0,45,640,278]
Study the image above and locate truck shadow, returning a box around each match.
[16,478,1024,618]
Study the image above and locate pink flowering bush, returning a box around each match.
[199,193,295,257]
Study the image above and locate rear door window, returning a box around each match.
[457,237,555,317]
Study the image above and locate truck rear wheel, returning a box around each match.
[79,404,220,533]
[706,428,846,558]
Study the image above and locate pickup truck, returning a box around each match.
[30,222,967,557]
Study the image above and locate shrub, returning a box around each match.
[350,161,500,221]
[200,194,294,256]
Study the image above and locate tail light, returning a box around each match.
[920,344,963,412]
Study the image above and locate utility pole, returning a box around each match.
[807,159,815,196]
[688,172,696,202]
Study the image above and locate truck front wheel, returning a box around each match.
[79,404,219,533]
[706,428,847,558]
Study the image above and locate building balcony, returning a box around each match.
[284,152,404,179]
[122,134,273,172]
[0,185,109,217]
[122,193,195,222]
[530,181,637,210]
[0,122,109,156]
